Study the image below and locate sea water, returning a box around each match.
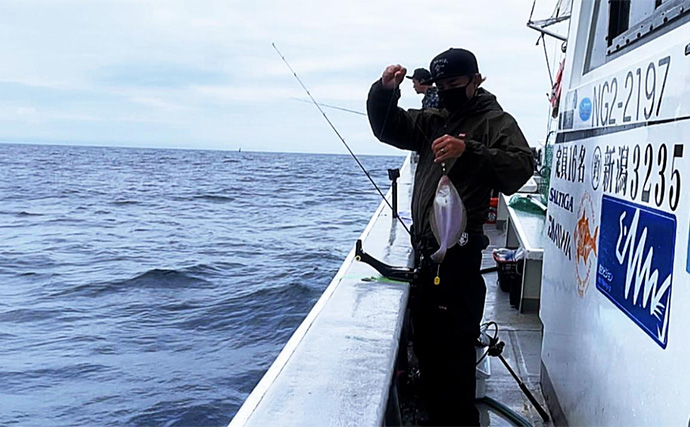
[0,143,403,426]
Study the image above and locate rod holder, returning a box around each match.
[355,240,418,283]
[387,168,400,219]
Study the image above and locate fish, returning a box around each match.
[429,174,467,263]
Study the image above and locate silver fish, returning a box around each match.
[429,175,467,263]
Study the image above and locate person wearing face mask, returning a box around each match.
[367,48,533,426]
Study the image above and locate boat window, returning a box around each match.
[607,0,631,44]
[584,0,690,73]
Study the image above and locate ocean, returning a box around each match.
[0,143,403,426]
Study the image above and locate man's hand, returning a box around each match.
[381,64,407,89]
[432,133,466,163]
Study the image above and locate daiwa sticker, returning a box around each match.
[596,196,676,349]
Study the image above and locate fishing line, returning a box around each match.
[272,43,411,236]
[289,97,366,116]
[375,68,464,177]
[377,70,438,150]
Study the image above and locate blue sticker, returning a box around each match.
[596,196,676,349]
[579,97,592,122]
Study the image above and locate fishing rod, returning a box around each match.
[272,43,411,236]
[289,97,366,116]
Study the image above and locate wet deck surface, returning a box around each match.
[399,223,552,426]
[478,223,551,427]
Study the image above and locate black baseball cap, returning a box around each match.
[426,48,479,84]
[405,68,432,83]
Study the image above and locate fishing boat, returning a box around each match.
[538,0,690,425]
[231,0,690,425]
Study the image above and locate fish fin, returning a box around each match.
[430,246,447,264]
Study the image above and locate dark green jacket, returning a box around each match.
[367,80,533,244]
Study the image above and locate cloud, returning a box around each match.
[93,63,230,88]
[0,0,560,153]
[128,96,190,112]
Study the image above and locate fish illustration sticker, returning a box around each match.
[596,196,676,348]
[574,192,598,296]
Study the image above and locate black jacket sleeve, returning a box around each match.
[366,79,425,152]
[459,113,534,195]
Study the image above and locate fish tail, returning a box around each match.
[430,246,447,264]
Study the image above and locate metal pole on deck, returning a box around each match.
[489,341,550,422]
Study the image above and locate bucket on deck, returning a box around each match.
[492,248,524,307]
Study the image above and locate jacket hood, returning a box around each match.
[468,88,502,113]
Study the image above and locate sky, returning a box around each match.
[0,0,564,155]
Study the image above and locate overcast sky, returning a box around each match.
[0,0,563,155]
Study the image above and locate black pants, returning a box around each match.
[411,233,487,426]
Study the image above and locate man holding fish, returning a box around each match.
[367,48,533,426]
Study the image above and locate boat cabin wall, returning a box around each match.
[541,0,690,425]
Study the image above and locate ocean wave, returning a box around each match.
[126,399,231,427]
[16,211,43,216]
[46,216,85,224]
[0,307,65,323]
[54,268,214,297]
[60,188,82,195]
[193,194,235,202]
[0,363,113,389]
[111,200,140,205]
[183,262,244,275]
[19,271,39,276]
[175,282,318,334]
[232,281,315,305]
[113,268,215,290]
